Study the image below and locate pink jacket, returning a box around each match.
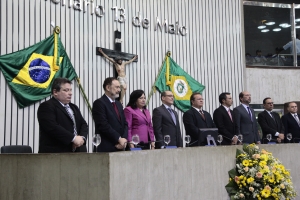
[124,107,155,143]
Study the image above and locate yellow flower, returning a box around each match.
[272,193,278,198]
[273,187,281,193]
[261,188,271,198]
[257,194,262,200]
[242,160,250,167]
[278,164,285,171]
[280,183,285,189]
[247,177,254,184]
[260,154,268,161]
[283,170,290,176]
[237,153,246,158]
[259,161,267,167]
[268,175,275,183]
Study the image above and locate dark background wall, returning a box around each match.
[244,1,300,57]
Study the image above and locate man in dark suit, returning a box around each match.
[257,97,284,143]
[152,91,183,148]
[183,92,215,146]
[281,102,300,143]
[92,77,128,152]
[213,92,237,145]
[233,91,260,144]
[38,78,88,153]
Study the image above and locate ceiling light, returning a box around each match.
[273,28,281,32]
[295,18,300,22]
[261,29,269,32]
[258,25,266,29]
[296,25,300,29]
[279,23,291,28]
[265,22,275,25]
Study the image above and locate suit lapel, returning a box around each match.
[191,107,204,123]
[135,108,148,122]
[161,105,176,125]
[220,106,233,123]
[239,105,253,122]
[144,109,152,124]
[52,98,73,122]
[264,110,276,126]
[103,95,122,123]
[288,113,299,127]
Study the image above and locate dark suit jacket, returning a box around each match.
[281,113,300,142]
[183,107,215,146]
[152,105,183,148]
[233,104,260,144]
[257,110,284,142]
[92,95,128,152]
[213,106,235,145]
[37,97,88,153]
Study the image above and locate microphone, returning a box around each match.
[187,140,198,146]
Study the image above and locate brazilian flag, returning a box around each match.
[0,30,78,108]
[155,53,205,112]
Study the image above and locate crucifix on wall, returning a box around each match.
[96,30,138,104]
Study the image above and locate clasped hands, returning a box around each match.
[73,135,85,149]
[115,137,127,150]
[277,133,285,143]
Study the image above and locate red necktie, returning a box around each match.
[112,102,120,120]
[199,110,206,120]
[228,109,233,122]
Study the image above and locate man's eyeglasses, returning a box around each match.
[266,102,274,105]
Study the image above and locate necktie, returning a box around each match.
[199,110,206,120]
[294,114,300,126]
[167,108,176,125]
[64,105,77,135]
[112,102,120,120]
[247,107,253,121]
[227,109,233,122]
[270,112,276,122]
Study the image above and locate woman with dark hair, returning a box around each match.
[124,90,155,149]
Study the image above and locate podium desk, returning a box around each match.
[0,144,299,200]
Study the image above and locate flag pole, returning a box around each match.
[75,78,92,114]
[146,51,171,106]
[53,26,92,114]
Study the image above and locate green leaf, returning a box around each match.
[225,179,239,195]
[228,168,238,179]
[236,148,244,157]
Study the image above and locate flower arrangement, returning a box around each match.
[225,144,297,200]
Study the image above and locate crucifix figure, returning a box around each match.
[97,31,138,104]
[98,48,137,103]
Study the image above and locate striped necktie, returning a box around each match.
[65,104,77,135]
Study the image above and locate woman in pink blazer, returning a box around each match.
[124,90,155,149]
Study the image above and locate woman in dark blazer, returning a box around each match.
[124,90,155,149]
